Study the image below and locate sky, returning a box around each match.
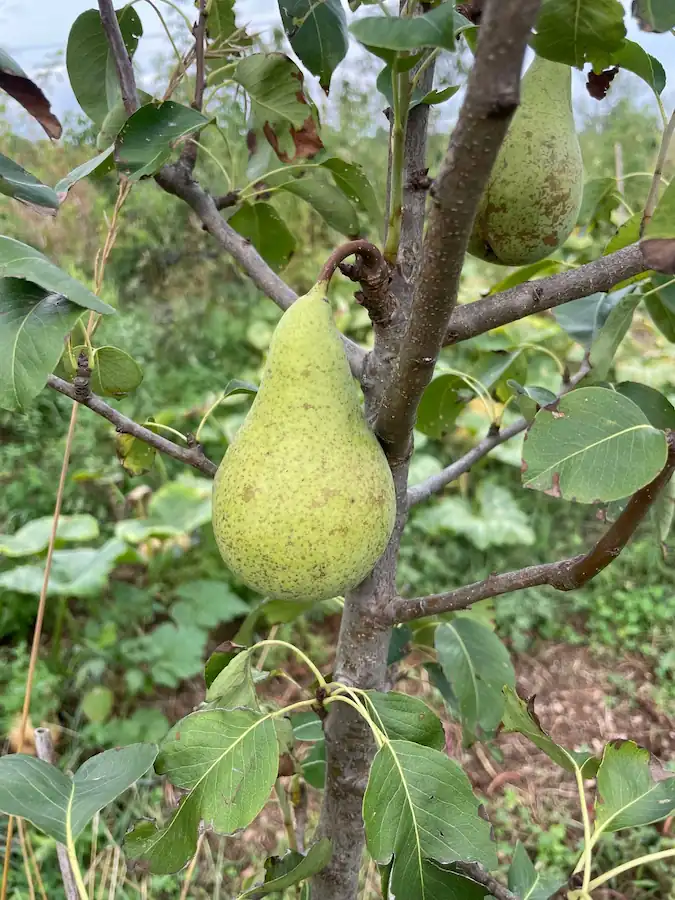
[1,0,673,135]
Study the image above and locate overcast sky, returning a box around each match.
[1,0,673,135]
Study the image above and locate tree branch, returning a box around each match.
[47,375,218,478]
[407,359,591,506]
[97,0,139,115]
[96,0,367,381]
[388,431,675,625]
[374,0,541,464]
[181,0,207,172]
[445,243,646,345]
[453,863,517,900]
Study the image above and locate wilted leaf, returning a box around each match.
[235,53,309,130]
[522,387,667,502]
[0,47,61,138]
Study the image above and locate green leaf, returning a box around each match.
[604,211,641,256]
[55,147,115,199]
[0,539,132,598]
[645,275,675,341]
[588,288,640,380]
[205,647,258,708]
[502,686,599,776]
[508,842,564,900]
[90,345,143,397]
[577,177,620,229]
[419,865,491,899]
[615,382,675,432]
[641,178,675,274]
[228,202,296,272]
[420,85,460,105]
[522,387,668,503]
[292,711,323,742]
[96,90,154,151]
[115,478,212,542]
[239,839,332,898]
[531,0,627,68]
[125,708,278,874]
[171,580,249,630]
[134,623,207,687]
[416,374,472,439]
[613,40,666,96]
[319,157,381,227]
[0,237,114,314]
[654,475,675,548]
[81,685,114,724]
[508,382,558,423]
[0,47,61,139]
[302,738,325,789]
[632,0,675,31]
[365,691,445,749]
[363,740,497,900]
[475,350,527,403]
[207,0,237,44]
[436,620,515,740]
[552,292,618,348]
[277,173,360,237]
[488,260,562,295]
[595,740,675,831]
[0,514,99,557]
[116,425,157,476]
[0,153,59,210]
[223,378,259,398]
[66,7,143,125]
[0,281,84,410]
[0,744,157,843]
[350,5,463,52]
[115,101,211,181]
[278,0,347,90]
[234,53,309,129]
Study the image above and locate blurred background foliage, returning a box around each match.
[2,50,675,898]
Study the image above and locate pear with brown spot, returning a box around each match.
[468,54,584,266]
[212,282,396,602]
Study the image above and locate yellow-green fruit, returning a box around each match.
[468,55,584,267]
[212,283,396,602]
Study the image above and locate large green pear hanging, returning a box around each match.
[468,55,584,266]
[212,283,396,602]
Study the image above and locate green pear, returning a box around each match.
[212,282,396,602]
[468,55,584,267]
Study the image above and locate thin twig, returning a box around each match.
[97,0,139,114]
[47,374,217,477]
[374,0,542,463]
[389,432,675,624]
[0,403,79,900]
[17,820,37,900]
[454,862,518,900]
[23,827,48,900]
[179,832,205,900]
[642,109,675,234]
[33,729,78,900]
[181,0,208,171]
[444,243,646,345]
[407,360,590,505]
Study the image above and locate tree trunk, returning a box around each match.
[313,467,408,899]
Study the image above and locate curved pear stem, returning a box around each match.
[318,240,385,286]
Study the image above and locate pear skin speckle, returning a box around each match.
[212,284,397,602]
[468,55,584,267]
